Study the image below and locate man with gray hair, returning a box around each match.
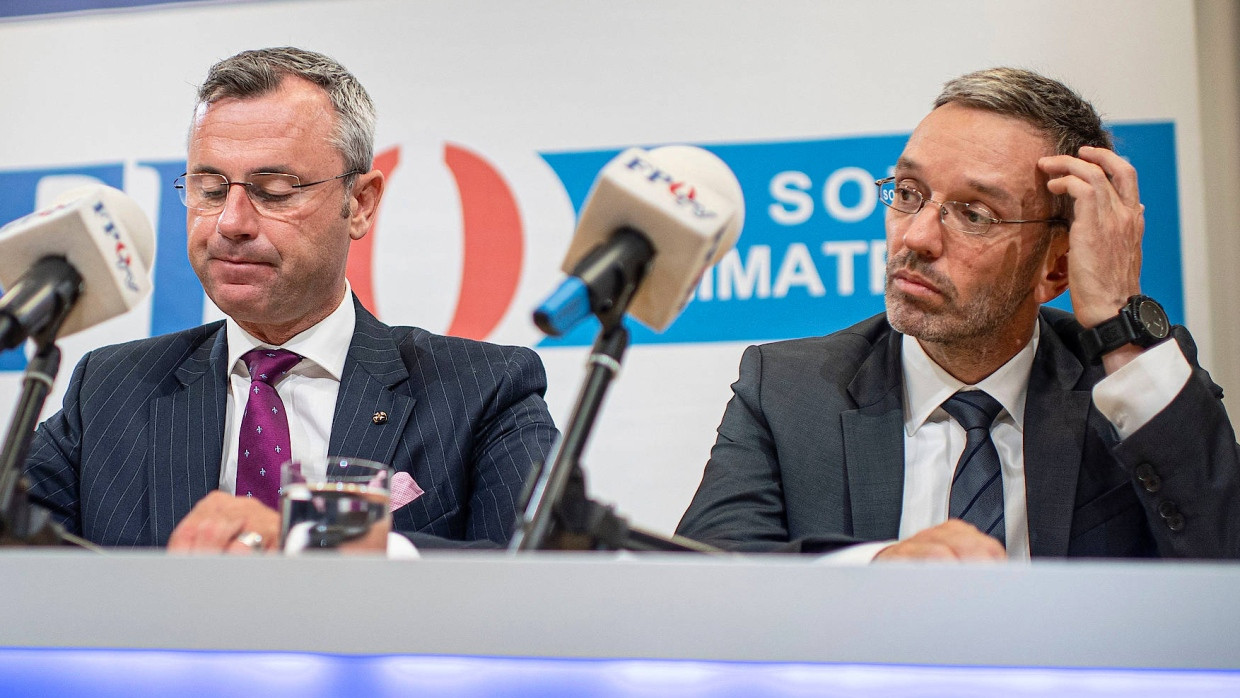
[678,67,1240,560]
[24,47,557,553]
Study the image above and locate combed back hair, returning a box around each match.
[194,47,375,178]
[935,67,1112,220]
[934,67,1113,154]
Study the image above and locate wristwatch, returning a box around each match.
[1078,294,1171,362]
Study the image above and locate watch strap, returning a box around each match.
[1079,312,1136,361]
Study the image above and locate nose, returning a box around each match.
[214,184,260,240]
[895,200,946,260]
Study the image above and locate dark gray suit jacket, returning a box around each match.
[677,308,1240,558]
[24,298,557,548]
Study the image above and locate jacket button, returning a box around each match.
[1135,463,1156,481]
[1141,474,1162,493]
[1157,500,1178,518]
[1166,513,1186,532]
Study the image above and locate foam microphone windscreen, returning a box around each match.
[0,184,155,338]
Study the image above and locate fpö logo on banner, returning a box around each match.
[0,122,1184,370]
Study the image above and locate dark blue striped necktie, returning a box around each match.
[941,390,1006,547]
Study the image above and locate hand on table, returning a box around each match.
[874,520,1006,561]
[167,491,280,554]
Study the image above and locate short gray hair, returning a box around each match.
[194,47,375,177]
[935,67,1112,218]
[935,67,1112,154]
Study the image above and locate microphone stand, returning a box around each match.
[509,278,722,555]
[0,305,98,549]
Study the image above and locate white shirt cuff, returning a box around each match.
[386,531,421,559]
[813,540,893,565]
[1091,339,1191,440]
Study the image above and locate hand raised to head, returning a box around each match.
[1037,146,1145,329]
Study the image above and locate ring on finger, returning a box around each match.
[237,531,265,550]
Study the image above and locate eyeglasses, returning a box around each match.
[174,170,362,216]
[875,176,1067,236]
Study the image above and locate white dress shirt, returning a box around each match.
[219,284,417,557]
[220,289,354,493]
[828,320,1192,563]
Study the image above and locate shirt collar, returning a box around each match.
[225,282,357,381]
[901,319,1040,436]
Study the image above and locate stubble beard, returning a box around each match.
[884,248,1042,347]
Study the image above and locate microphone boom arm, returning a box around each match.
[0,261,93,548]
[511,235,721,554]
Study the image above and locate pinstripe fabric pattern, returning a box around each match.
[24,298,557,548]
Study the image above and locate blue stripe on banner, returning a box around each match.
[538,122,1184,347]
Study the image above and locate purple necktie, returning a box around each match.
[236,348,302,508]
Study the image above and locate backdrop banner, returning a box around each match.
[0,0,1205,533]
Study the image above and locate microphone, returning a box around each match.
[0,185,154,350]
[534,145,744,336]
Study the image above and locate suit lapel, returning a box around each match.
[842,329,906,540]
[327,299,416,465]
[148,325,228,544]
[1023,315,1091,557]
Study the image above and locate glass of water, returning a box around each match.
[279,456,393,554]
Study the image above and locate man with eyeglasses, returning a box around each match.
[678,67,1240,560]
[23,47,557,553]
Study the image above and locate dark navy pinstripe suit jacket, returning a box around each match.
[23,298,557,548]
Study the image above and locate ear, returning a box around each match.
[1033,229,1070,304]
[347,169,385,241]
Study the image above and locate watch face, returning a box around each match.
[1137,299,1170,339]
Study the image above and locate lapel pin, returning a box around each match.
[372,411,389,425]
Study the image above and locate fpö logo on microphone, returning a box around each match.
[0,195,142,294]
[621,150,717,220]
[0,121,1183,372]
[90,199,144,294]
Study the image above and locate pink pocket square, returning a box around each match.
[389,471,425,512]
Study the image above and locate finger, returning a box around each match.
[1036,153,1079,177]
[949,534,1007,560]
[241,505,282,549]
[1044,155,1117,204]
[874,541,960,561]
[1044,173,1130,237]
[1040,151,1139,215]
[168,493,247,552]
[1044,174,1088,199]
[172,516,246,553]
[1077,146,1140,207]
[196,507,249,550]
[167,511,214,551]
[928,520,1006,560]
[227,530,268,556]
